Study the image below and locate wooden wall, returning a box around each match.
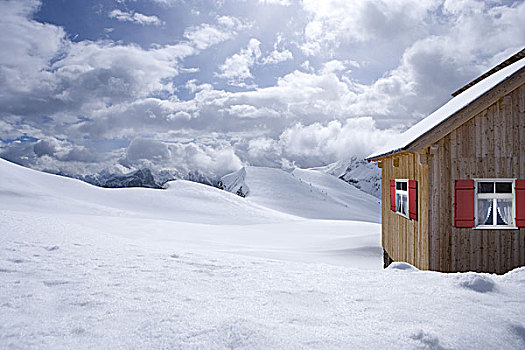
[380,153,430,270]
[428,83,525,274]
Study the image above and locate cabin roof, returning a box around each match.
[451,48,525,97]
[366,50,525,161]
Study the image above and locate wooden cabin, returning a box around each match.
[366,49,525,274]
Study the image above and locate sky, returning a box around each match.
[0,0,524,179]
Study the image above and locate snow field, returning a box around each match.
[2,210,525,349]
[1,158,525,349]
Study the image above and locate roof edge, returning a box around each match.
[404,65,525,153]
[365,148,403,162]
[451,48,525,97]
[366,58,525,162]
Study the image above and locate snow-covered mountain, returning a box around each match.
[219,166,380,222]
[310,157,381,198]
[71,167,218,189]
[78,168,162,188]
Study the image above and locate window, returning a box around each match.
[395,179,408,217]
[475,179,515,228]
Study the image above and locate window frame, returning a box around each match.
[474,178,517,230]
[395,179,409,219]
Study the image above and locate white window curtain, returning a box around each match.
[396,193,407,215]
[497,199,513,225]
[477,199,492,225]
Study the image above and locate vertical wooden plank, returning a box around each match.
[437,141,444,271]
[494,101,502,177]
[471,117,480,271]
[480,110,488,157]
[419,155,430,270]
[487,106,496,179]
[463,126,472,271]
[382,159,387,259]
[504,95,513,159]
[519,86,525,271]
[513,85,525,266]
[475,112,482,159]
[482,230,489,272]
[449,131,457,271]
[430,149,440,271]
[503,229,511,274]
[444,136,452,272]
[474,117,483,272]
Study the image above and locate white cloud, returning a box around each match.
[320,60,346,74]
[185,23,232,50]
[0,135,100,173]
[123,138,243,178]
[217,38,261,86]
[125,138,171,163]
[150,0,181,6]
[301,0,439,46]
[278,118,399,167]
[108,9,164,26]
[258,0,291,6]
[184,16,249,50]
[261,33,293,65]
[261,49,293,65]
[0,0,197,126]
[2,0,525,180]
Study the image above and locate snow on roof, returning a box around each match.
[367,56,525,160]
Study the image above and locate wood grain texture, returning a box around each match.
[380,154,430,269]
[379,72,525,274]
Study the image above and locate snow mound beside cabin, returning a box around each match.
[220,166,380,222]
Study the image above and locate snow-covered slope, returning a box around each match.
[0,158,379,266]
[0,158,292,225]
[310,157,381,198]
[220,166,380,222]
[1,158,525,349]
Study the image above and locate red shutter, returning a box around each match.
[409,180,417,220]
[454,179,475,228]
[390,180,395,211]
[516,180,525,227]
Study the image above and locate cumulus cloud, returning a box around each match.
[0,0,198,141]
[0,136,100,174]
[108,9,164,26]
[278,118,398,167]
[301,0,438,50]
[184,16,250,50]
[320,60,347,74]
[258,0,292,6]
[260,34,292,65]
[2,0,525,181]
[217,38,261,86]
[122,137,243,179]
[125,138,171,163]
[261,48,293,65]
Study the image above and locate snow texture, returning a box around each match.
[368,56,525,159]
[1,158,525,349]
[219,166,381,222]
[309,157,381,198]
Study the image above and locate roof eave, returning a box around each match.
[365,148,402,162]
